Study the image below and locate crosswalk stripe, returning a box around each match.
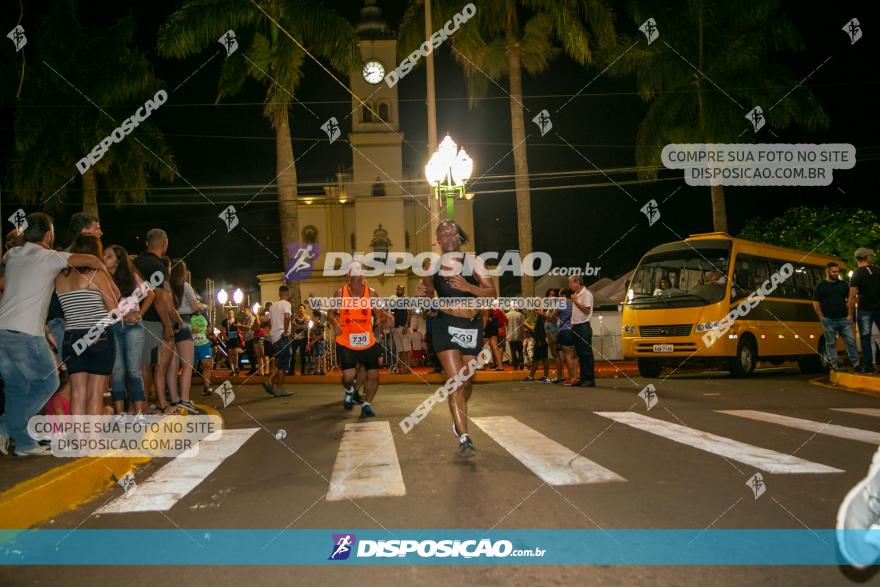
[97,428,259,513]
[327,420,406,501]
[594,412,843,474]
[471,416,626,485]
[831,408,880,418]
[719,410,880,444]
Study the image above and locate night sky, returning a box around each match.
[1,0,877,299]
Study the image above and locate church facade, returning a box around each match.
[257,1,475,305]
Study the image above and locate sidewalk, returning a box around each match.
[0,403,220,530]
[829,369,880,396]
[195,361,640,386]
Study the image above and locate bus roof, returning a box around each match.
[682,232,844,265]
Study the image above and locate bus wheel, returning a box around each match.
[637,358,663,378]
[730,337,757,377]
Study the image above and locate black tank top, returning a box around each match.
[433,271,480,298]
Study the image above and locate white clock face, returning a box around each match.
[362,60,385,84]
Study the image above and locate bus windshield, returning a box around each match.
[627,247,731,308]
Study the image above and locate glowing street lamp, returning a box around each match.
[232,288,244,305]
[217,289,228,306]
[252,302,261,314]
[425,134,473,219]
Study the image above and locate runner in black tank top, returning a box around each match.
[417,220,497,458]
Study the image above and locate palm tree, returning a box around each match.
[603,0,829,232]
[158,0,358,306]
[7,0,176,216]
[400,0,615,297]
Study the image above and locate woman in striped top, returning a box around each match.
[55,235,119,415]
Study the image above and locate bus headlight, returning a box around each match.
[622,325,638,334]
[695,321,721,332]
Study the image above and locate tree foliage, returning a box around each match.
[738,206,880,263]
[7,0,176,212]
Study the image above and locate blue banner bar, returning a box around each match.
[0,529,874,565]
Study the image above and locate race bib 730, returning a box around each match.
[349,332,370,348]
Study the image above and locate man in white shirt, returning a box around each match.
[505,306,524,370]
[408,310,427,365]
[568,275,595,387]
[0,213,109,456]
[263,285,293,397]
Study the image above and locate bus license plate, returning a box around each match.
[653,344,674,353]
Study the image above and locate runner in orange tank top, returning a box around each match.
[328,261,389,416]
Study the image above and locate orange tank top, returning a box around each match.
[335,282,376,350]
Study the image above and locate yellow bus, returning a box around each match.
[621,232,845,377]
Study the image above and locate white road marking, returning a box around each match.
[594,412,842,474]
[471,416,626,485]
[97,428,259,513]
[327,421,405,501]
[831,408,880,419]
[720,410,880,444]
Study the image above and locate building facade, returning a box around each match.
[257,1,475,305]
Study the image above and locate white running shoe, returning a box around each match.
[837,448,880,569]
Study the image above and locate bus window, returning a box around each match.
[732,254,755,300]
[627,246,731,307]
[768,260,796,298]
[809,265,826,292]
[790,264,813,299]
[750,257,771,291]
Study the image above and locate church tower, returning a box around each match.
[258,0,476,304]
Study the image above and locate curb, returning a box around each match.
[0,403,222,530]
[829,370,880,396]
[194,362,641,386]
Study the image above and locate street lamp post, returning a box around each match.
[425,135,473,220]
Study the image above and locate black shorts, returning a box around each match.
[432,312,484,355]
[557,330,575,348]
[62,328,116,375]
[272,338,292,370]
[336,343,380,371]
[226,337,241,349]
[174,323,193,343]
[532,344,548,361]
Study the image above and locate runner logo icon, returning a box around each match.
[329,533,356,561]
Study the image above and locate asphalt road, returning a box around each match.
[4,368,880,586]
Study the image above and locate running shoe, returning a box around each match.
[539,377,552,383]
[458,434,476,458]
[551,378,565,384]
[14,445,52,457]
[521,376,535,382]
[343,390,354,411]
[178,400,200,414]
[562,379,579,386]
[262,382,278,397]
[361,404,376,418]
[201,386,213,397]
[0,432,10,456]
[837,448,880,569]
[577,380,596,387]
[353,389,365,405]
